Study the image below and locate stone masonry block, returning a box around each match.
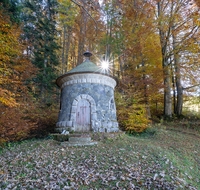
[91,120,95,127]
[102,122,108,128]
[86,95,90,101]
[81,94,87,99]
[71,106,76,113]
[104,80,110,86]
[75,95,81,101]
[108,121,112,128]
[91,78,96,83]
[61,121,67,127]
[72,100,78,106]
[99,127,105,133]
[78,79,82,83]
[96,79,100,84]
[91,106,96,113]
[59,122,63,128]
[86,95,93,101]
[56,122,61,127]
[106,128,111,133]
[70,113,76,121]
[101,79,106,85]
[112,122,119,128]
[66,121,72,127]
[91,113,97,120]
[81,79,86,83]
[95,121,101,127]
[90,99,96,106]
[93,127,98,133]
[86,78,91,83]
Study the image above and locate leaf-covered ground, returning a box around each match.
[0,126,199,189]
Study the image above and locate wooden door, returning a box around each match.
[76,99,91,132]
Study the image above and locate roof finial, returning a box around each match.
[83,50,92,60]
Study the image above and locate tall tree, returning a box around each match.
[0,0,21,24]
[116,0,163,117]
[0,9,36,106]
[23,0,60,98]
[155,0,200,116]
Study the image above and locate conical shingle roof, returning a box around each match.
[67,60,105,74]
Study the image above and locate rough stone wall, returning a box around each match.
[56,83,119,133]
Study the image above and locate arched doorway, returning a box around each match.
[76,99,91,132]
[70,94,96,132]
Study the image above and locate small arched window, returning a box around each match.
[109,97,115,110]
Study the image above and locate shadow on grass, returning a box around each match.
[127,127,158,138]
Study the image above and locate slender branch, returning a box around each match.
[183,84,200,90]
[70,0,98,35]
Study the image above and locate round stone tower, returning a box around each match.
[55,51,119,133]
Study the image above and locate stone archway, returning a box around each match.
[70,94,97,132]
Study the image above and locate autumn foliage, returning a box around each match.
[0,103,58,146]
[0,9,57,146]
[0,9,36,106]
[115,85,151,134]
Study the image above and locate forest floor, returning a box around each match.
[0,124,200,190]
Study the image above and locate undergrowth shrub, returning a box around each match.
[0,101,58,147]
[115,91,151,133]
[150,97,164,119]
[0,106,37,146]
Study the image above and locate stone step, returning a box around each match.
[70,134,91,137]
[61,141,98,146]
[69,137,91,142]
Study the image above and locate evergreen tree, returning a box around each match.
[0,0,22,24]
[23,0,60,99]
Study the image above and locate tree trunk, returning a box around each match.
[112,54,115,77]
[142,57,151,118]
[65,26,71,73]
[157,2,172,117]
[80,11,87,63]
[170,58,176,114]
[176,76,183,116]
[172,26,183,116]
[118,55,123,77]
[171,66,176,114]
[77,11,83,65]
[163,65,172,117]
[62,25,66,74]
[107,19,112,75]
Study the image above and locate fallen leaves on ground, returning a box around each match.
[0,130,199,189]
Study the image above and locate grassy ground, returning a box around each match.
[0,125,199,189]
